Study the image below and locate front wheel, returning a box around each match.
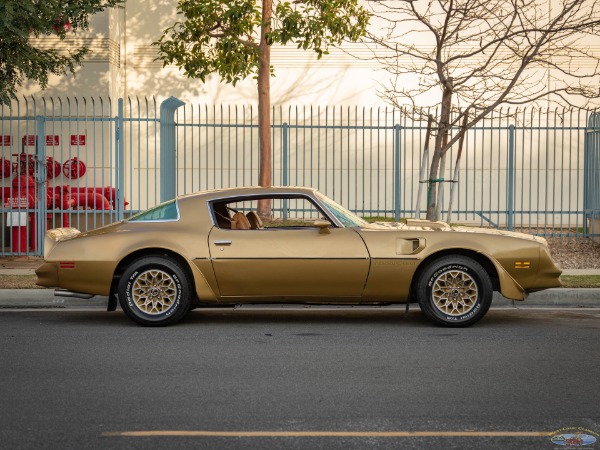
[416,256,493,327]
[118,256,193,326]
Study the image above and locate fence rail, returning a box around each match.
[1,97,599,256]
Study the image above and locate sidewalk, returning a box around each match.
[0,259,43,275]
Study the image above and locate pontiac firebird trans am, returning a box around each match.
[36,187,562,327]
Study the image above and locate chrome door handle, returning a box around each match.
[214,240,232,246]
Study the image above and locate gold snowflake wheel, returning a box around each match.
[131,269,178,315]
[431,269,479,316]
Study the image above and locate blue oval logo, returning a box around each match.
[551,434,597,447]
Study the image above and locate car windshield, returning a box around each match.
[316,193,368,228]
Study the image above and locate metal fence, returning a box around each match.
[1,97,599,256]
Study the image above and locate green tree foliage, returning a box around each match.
[0,0,123,104]
[156,0,370,203]
[156,0,369,84]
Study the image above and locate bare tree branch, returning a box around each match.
[364,0,600,220]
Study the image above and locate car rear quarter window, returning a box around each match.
[128,200,179,222]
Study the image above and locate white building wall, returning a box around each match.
[3,0,599,232]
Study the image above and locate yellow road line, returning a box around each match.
[103,431,551,438]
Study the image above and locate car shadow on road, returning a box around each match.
[19,307,597,329]
[186,308,433,327]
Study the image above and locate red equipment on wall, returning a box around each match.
[47,186,75,229]
[74,193,111,210]
[62,157,86,179]
[8,174,36,253]
[69,187,129,209]
[46,156,62,179]
[0,157,10,178]
[13,152,35,175]
[1,150,127,253]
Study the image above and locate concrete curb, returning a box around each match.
[492,289,600,307]
[0,288,597,309]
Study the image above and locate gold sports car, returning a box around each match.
[36,187,562,327]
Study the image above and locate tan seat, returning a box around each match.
[213,203,232,228]
[246,211,263,230]
[231,211,251,230]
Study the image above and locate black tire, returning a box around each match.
[416,255,493,327]
[118,256,193,327]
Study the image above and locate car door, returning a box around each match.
[208,197,370,301]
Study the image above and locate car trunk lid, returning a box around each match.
[44,228,81,259]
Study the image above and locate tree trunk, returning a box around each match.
[257,0,273,219]
[446,113,469,224]
[415,115,434,219]
[434,131,449,220]
[425,79,453,221]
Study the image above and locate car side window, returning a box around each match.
[211,196,332,230]
[128,200,179,222]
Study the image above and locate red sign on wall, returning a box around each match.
[46,135,59,146]
[3,197,29,208]
[70,135,86,146]
[22,135,60,146]
[0,135,11,146]
[23,135,36,146]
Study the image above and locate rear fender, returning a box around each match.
[189,262,218,303]
[108,251,217,312]
[44,228,81,259]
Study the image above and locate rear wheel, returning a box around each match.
[416,256,493,327]
[118,256,192,326]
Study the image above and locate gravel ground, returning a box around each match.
[546,237,600,269]
[0,275,42,289]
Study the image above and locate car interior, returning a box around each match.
[210,196,329,230]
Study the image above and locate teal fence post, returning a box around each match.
[394,123,401,221]
[282,122,289,187]
[282,122,289,220]
[584,112,600,239]
[35,116,47,255]
[116,99,126,221]
[507,124,515,231]
[160,96,186,203]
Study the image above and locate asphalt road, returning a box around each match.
[0,307,598,450]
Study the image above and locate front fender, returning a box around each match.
[486,254,526,301]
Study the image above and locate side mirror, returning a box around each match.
[314,220,331,234]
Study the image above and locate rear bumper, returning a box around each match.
[35,262,59,287]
